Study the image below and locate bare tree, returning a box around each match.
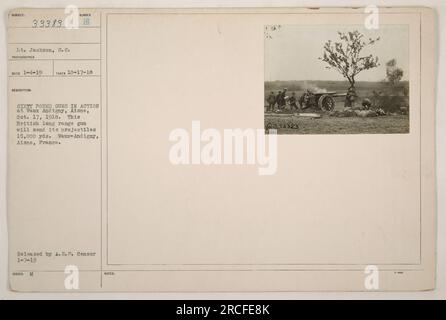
[319,30,380,95]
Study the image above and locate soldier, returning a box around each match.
[282,88,288,108]
[344,87,358,109]
[299,90,312,109]
[276,90,283,110]
[277,88,287,109]
[289,92,298,111]
[266,91,276,112]
[361,98,372,110]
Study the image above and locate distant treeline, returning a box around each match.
[265,80,409,93]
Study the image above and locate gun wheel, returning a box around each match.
[318,95,335,111]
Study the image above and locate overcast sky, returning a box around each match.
[265,25,409,82]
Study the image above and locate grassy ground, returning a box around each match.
[265,114,409,134]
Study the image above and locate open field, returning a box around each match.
[265,114,409,134]
[265,80,409,113]
[265,80,409,103]
[264,80,409,134]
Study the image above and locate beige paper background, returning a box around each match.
[6,7,437,292]
[107,13,420,266]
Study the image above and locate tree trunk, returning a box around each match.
[348,77,356,94]
[344,77,357,109]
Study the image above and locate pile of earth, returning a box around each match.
[328,108,387,118]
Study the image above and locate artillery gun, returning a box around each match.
[299,90,347,111]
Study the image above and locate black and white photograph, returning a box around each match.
[1,3,444,301]
[264,25,410,134]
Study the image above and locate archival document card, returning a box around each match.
[7,7,437,291]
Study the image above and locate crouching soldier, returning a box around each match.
[361,98,372,110]
[289,92,298,111]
